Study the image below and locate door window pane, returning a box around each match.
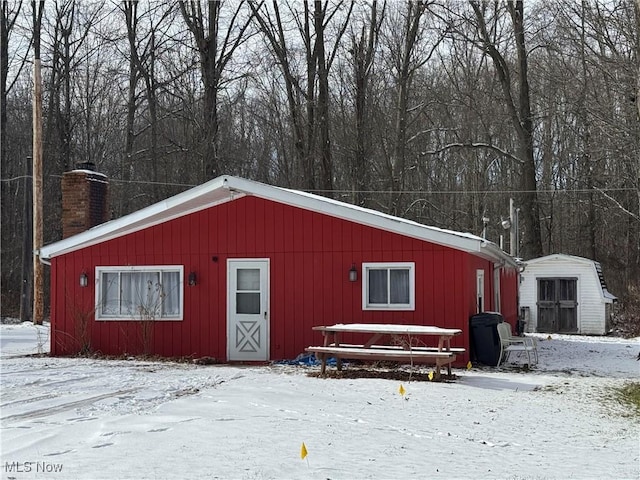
[238,269,260,291]
[236,292,260,314]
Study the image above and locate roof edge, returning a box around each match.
[41,175,517,267]
[40,176,228,259]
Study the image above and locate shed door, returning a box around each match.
[227,259,269,361]
[537,278,577,333]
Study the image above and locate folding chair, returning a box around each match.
[497,322,538,366]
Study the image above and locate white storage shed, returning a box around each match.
[519,254,617,335]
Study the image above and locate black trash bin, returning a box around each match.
[469,312,503,366]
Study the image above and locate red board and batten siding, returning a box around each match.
[50,195,513,364]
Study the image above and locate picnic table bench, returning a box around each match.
[306,323,464,379]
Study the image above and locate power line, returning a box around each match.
[317,188,638,195]
[1,174,637,195]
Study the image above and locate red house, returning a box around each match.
[40,174,519,364]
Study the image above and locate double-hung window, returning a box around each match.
[96,266,183,320]
[362,262,415,310]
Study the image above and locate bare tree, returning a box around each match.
[1,1,24,165]
[313,0,353,193]
[635,0,640,123]
[179,0,254,181]
[469,0,543,259]
[122,1,177,204]
[121,0,140,215]
[1,0,638,326]
[348,0,384,206]
[248,0,312,188]
[381,1,445,216]
[1,2,33,319]
[249,0,352,192]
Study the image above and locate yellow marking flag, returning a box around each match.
[466,361,472,370]
[300,442,308,460]
[398,384,406,396]
[428,371,434,381]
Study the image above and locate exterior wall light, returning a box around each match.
[349,264,358,282]
[79,272,88,287]
[188,271,197,286]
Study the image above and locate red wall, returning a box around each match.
[500,268,520,327]
[50,196,518,364]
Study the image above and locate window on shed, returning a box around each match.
[362,263,415,310]
[96,266,183,320]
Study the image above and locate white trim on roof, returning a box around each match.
[40,175,517,267]
[524,253,593,265]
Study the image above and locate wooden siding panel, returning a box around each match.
[453,253,467,332]
[328,215,341,252]
[235,200,247,254]
[48,195,517,365]
[421,248,435,327]
[442,250,455,325]
[256,196,270,254]
[500,268,518,326]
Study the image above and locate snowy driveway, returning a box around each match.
[1,323,638,480]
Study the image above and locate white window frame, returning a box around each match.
[362,262,415,311]
[95,265,184,321]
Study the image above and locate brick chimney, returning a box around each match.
[61,162,110,239]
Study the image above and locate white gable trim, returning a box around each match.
[40,175,517,267]
[524,253,593,266]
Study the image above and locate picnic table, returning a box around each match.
[306,323,464,379]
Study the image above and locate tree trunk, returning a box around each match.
[314,0,332,194]
[180,1,252,183]
[507,1,542,259]
[1,3,9,168]
[123,0,138,216]
[389,1,427,216]
[471,0,543,258]
[351,1,382,207]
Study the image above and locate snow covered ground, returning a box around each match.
[1,322,638,480]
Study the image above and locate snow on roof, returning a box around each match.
[70,169,108,178]
[524,253,595,265]
[40,175,517,267]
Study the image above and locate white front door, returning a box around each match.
[227,259,269,361]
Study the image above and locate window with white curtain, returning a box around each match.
[362,262,415,310]
[96,266,183,320]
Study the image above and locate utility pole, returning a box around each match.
[32,0,44,325]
